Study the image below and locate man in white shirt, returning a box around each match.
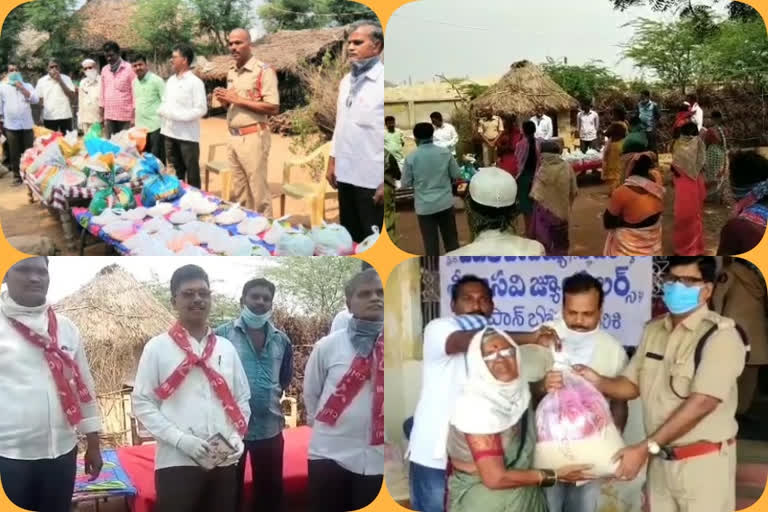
[477,108,503,166]
[304,268,384,512]
[430,111,459,156]
[35,59,76,133]
[0,256,103,512]
[532,108,554,140]
[0,71,39,185]
[132,264,250,512]
[325,20,384,243]
[446,167,546,256]
[408,275,559,512]
[540,272,629,512]
[687,93,704,133]
[158,44,208,189]
[78,59,101,135]
[576,101,600,153]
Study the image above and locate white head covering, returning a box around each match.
[0,289,50,336]
[469,167,518,208]
[81,58,96,68]
[450,328,552,435]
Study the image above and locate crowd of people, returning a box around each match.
[0,257,384,512]
[0,20,385,243]
[384,90,768,256]
[404,256,762,512]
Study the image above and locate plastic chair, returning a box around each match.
[280,142,336,226]
[204,143,233,201]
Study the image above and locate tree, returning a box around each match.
[0,5,29,69]
[133,0,197,59]
[258,0,377,32]
[189,0,252,54]
[727,1,760,20]
[541,58,623,102]
[621,18,706,94]
[608,0,760,20]
[266,257,363,318]
[25,0,81,70]
[707,18,768,89]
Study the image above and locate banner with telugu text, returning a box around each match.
[439,256,653,346]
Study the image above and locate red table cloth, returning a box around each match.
[117,426,311,512]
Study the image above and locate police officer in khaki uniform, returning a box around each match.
[214,28,279,216]
[574,256,747,512]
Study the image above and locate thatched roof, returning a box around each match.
[54,264,175,393]
[71,0,143,51]
[196,26,347,81]
[471,60,578,116]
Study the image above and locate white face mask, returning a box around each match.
[563,323,600,342]
[84,69,98,80]
[559,321,600,366]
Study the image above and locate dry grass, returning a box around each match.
[472,60,579,118]
[292,52,348,138]
[70,0,144,51]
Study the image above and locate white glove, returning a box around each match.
[177,434,211,461]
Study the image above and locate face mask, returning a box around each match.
[347,316,383,357]
[84,69,98,80]
[350,55,380,77]
[662,282,702,315]
[563,323,600,342]
[241,305,271,329]
[8,72,21,85]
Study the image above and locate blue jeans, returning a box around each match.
[545,480,601,512]
[409,462,446,512]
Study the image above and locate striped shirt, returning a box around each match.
[100,60,136,122]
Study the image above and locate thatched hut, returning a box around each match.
[54,264,175,444]
[471,60,579,147]
[196,26,348,110]
[70,0,143,59]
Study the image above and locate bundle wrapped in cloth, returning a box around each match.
[534,352,625,478]
[136,154,182,207]
[88,154,137,215]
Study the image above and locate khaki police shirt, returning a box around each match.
[226,56,280,129]
[478,115,503,142]
[622,306,745,446]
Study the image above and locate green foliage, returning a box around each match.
[541,58,623,102]
[707,18,768,89]
[190,0,252,54]
[266,257,364,319]
[142,273,241,327]
[0,5,29,69]
[24,0,81,69]
[133,0,198,58]
[608,0,760,21]
[258,0,377,32]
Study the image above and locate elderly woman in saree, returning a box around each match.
[603,153,664,255]
[718,151,768,255]
[602,106,629,192]
[530,140,578,255]
[703,111,728,204]
[446,328,592,512]
[671,122,708,255]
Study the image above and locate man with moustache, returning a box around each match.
[132,264,251,512]
[100,41,136,137]
[78,59,101,135]
[539,272,629,512]
[214,28,279,215]
[575,257,747,512]
[132,55,166,164]
[408,274,560,512]
[304,269,385,512]
[215,278,293,512]
[0,256,103,512]
[325,20,385,243]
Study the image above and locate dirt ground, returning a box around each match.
[393,153,745,256]
[0,116,337,255]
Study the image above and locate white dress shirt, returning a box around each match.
[531,114,553,139]
[157,71,208,143]
[577,110,600,142]
[304,328,383,476]
[0,309,101,460]
[132,330,251,470]
[433,123,459,155]
[445,229,546,256]
[330,309,352,334]
[78,76,102,126]
[35,74,75,120]
[0,82,39,130]
[330,60,384,190]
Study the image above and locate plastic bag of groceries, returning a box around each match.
[85,123,103,141]
[137,154,182,207]
[534,354,625,477]
[58,131,83,158]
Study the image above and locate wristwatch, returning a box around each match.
[647,440,661,456]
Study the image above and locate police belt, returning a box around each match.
[229,122,268,136]
[658,438,735,461]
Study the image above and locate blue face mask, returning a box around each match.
[662,282,702,315]
[241,305,271,329]
[8,72,22,85]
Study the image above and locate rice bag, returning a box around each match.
[58,131,83,158]
[355,226,380,254]
[534,368,624,477]
[89,185,136,215]
[26,141,66,176]
[311,222,354,255]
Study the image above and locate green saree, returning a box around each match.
[447,410,548,512]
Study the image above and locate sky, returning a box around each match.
[385,0,728,84]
